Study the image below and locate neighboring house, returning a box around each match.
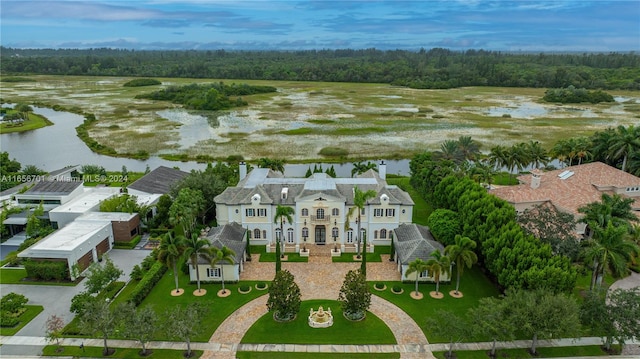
[490,162,640,235]
[48,187,120,228]
[214,161,414,254]
[188,222,247,283]
[127,166,189,220]
[392,223,448,282]
[14,180,84,212]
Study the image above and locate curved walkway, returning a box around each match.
[202,253,432,358]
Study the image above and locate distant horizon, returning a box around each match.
[1,1,638,52]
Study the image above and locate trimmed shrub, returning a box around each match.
[374,282,385,290]
[256,282,268,290]
[130,265,144,281]
[1,293,28,314]
[23,260,69,281]
[0,311,20,327]
[113,235,142,249]
[392,285,403,294]
[128,262,167,306]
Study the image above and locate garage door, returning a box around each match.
[77,250,94,272]
[96,237,110,257]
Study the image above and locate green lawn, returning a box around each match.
[42,345,202,358]
[139,270,269,341]
[433,345,610,359]
[370,266,500,343]
[386,177,432,225]
[236,353,399,359]
[0,268,77,286]
[241,299,395,345]
[0,305,44,335]
[0,111,53,134]
[332,245,389,262]
[492,172,519,186]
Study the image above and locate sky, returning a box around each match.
[1,0,639,52]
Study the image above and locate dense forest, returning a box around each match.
[1,47,639,90]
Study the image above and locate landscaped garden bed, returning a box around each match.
[42,345,203,358]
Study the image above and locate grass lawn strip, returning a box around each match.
[236,353,400,359]
[433,345,610,359]
[387,177,433,224]
[0,305,44,336]
[0,268,77,286]
[42,345,202,358]
[370,265,500,343]
[0,111,52,134]
[241,299,395,345]
[139,270,268,341]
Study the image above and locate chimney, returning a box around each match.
[530,170,542,189]
[239,161,247,180]
[379,160,386,180]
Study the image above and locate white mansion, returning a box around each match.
[214,162,414,253]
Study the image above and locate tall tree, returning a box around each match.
[425,249,450,296]
[345,186,377,259]
[583,222,639,290]
[169,187,205,238]
[456,135,481,161]
[608,125,640,172]
[338,269,371,321]
[579,193,636,232]
[274,205,295,269]
[78,298,121,356]
[209,245,236,294]
[184,234,211,294]
[350,161,378,177]
[405,258,430,296]
[525,140,549,169]
[83,256,123,294]
[166,303,207,358]
[444,235,478,295]
[157,232,187,294]
[257,158,285,174]
[425,310,470,358]
[434,140,464,163]
[267,269,301,322]
[120,303,158,356]
[469,297,516,357]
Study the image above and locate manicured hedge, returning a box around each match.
[128,261,167,306]
[23,260,69,281]
[113,235,142,249]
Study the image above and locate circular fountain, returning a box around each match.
[308,306,334,328]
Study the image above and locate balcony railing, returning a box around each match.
[310,215,331,223]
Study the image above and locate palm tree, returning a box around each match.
[489,145,509,171]
[583,222,640,290]
[345,186,377,258]
[470,159,495,187]
[209,246,236,294]
[405,258,430,296]
[351,161,377,177]
[578,193,636,231]
[274,205,295,263]
[183,233,211,294]
[608,125,640,172]
[434,140,464,163]
[444,235,478,295]
[525,140,549,169]
[574,137,592,165]
[157,232,187,294]
[257,158,286,174]
[425,250,450,296]
[456,135,481,161]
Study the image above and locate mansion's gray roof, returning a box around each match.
[393,224,444,265]
[22,180,82,196]
[215,169,414,207]
[127,166,189,195]
[200,222,247,264]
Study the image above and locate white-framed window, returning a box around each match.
[263,230,267,239]
[257,208,267,217]
[332,208,339,216]
[385,208,395,217]
[316,208,325,219]
[361,208,365,215]
[346,229,354,243]
[287,228,294,243]
[207,267,221,278]
[360,228,366,240]
[374,230,378,239]
[254,228,261,239]
[374,208,383,217]
[332,227,339,238]
[419,270,428,278]
[302,227,309,238]
[246,208,255,217]
[301,208,309,216]
[380,229,387,239]
[275,228,282,240]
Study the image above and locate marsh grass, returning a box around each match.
[3,76,638,161]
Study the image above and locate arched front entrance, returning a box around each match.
[314,225,326,244]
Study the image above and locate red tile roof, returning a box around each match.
[490,162,640,216]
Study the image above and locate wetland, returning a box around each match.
[1,75,639,164]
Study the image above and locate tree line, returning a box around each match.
[2,47,639,90]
